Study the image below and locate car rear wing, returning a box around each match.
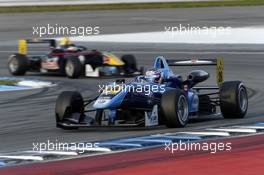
[167,58,224,87]
[18,38,56,55]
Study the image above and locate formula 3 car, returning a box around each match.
[55,56,248,129]
[8,38,142,78]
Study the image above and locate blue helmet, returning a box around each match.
[145,68,163,83]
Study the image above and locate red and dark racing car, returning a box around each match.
[8,38,142,78]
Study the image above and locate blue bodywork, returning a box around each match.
[93,56,199,121]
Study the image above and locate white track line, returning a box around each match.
[69,27,264,44]
[151,134,202,139]
[99,142,142,147]
[124,138,172,143]
[179,131,230,137]
[106,51,264,55]
[25,151,78,156]
[208,128,257,133]
[151,135,201,140]
[0,155,43,161]
[73,147,111,152]
[1,51,264,55]
[238,126,264,129]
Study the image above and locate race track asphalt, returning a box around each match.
[0,6,264,152]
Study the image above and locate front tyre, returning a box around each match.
[65,56,82,78]
[55,91,84,128]
[8,54,28,75]
[220,81,248,118]
[161,89,189,128]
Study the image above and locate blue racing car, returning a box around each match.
[55,56,248,129]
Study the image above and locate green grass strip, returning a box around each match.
[0,0,264,13]
[0,80,19,86]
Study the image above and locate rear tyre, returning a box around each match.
[121,54,137,73]
[65,56,82,78]
[220,81,248,118]
[8,54,28,75]
[161,89,189,128]
[55,91,84,129]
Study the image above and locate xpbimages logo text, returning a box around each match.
[165,24,232,37]
[32,24,100,37]
[164,140,232,154]
[98,82,166,96]
[32,140,100,153]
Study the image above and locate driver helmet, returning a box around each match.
[66,46,78,52]
[59,37,72,47]
[145,68,163,83]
